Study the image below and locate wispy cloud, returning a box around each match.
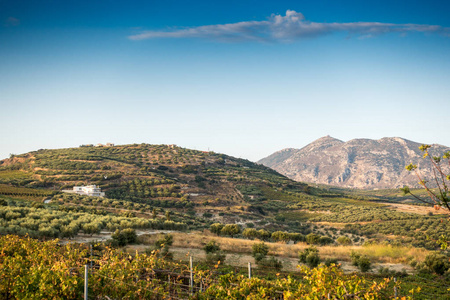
[128,10,450,42]
[4,17,20,27]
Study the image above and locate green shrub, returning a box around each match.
[318,236,334,245]
[258,256,283,271]
[350,251,371,272]
[153,234,174,259]
[336,236,352,246]
[204,240,220,254]
[111,228,137,246]
[424,252,450,275]
[206,252,226,265]
[306,233,320,245]
[324,258,339,267]
[252,242,269,263]
[299,247,320,268]
[220,224,241,237]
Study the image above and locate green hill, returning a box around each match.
[0,143,312,205]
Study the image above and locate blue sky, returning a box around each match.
[1,0,449,161]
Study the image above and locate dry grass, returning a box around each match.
[387,203,448,215]
[137,231,429,264]
[318,244,428,263]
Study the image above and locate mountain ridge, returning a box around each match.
[258,136,450,189]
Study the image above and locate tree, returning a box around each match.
[220,224,241,237]
[402,144,450,249]
[306,233,321,245]
[402,145,450,212]
[242,228,258,239]
[271,231,290,243]
[256,229,271,241]
[210,223,224,235]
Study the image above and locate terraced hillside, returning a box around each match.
[1,144,310,206]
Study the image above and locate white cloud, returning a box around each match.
[128,10,449,42]
[4,17,20,27]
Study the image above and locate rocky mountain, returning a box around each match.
[258,136,450,189]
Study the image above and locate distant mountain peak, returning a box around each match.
[258,136,450,189]
[312,135,344,143]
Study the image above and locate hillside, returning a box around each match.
[1,143,449,252]
[258,136,450,189]
[0,143,310,201]
[0,144,320,230]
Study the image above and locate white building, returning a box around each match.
[73,185,105,197]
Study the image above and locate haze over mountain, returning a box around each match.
[258,136,450,189]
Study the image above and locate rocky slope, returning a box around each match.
[258,136,450,189]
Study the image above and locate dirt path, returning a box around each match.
[60,230,175,244]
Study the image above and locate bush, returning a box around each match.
[299,247,320,268]
[220,224,241,237]
[111,228,137,247]
[204,241,220,254]
[242,228,258,239]
[252,242,269,263]
[154,234,173,260]
[424,252,450,275]
[256,229,271,241]
[206,252,226,265]
[350,251,371,272]
[288,233,305,243]
[210,223,224,235]
[203,240,226,265]
[271,231,290,242]
[318,236,334,245]
[336,236,352,246]
[258,257,283,271]
[324,258,339,267]
[306,233,321,245]
[155,234,173,249]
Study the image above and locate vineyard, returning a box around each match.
[0,235,403,300]
[0,184,53,201]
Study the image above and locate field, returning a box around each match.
[0,144,449,299]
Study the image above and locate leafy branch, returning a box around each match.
[402,145,450,212]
